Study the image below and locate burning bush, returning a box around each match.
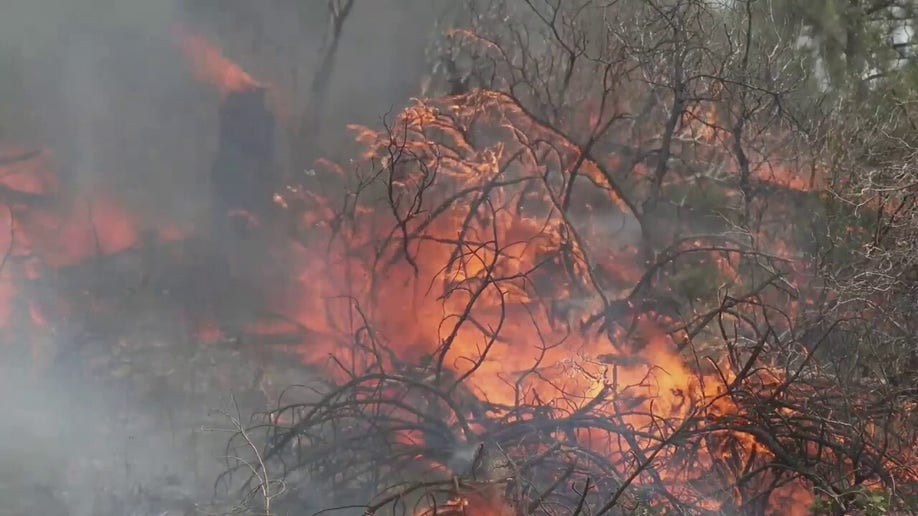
[200,1,918,514]
[215,87,916,515]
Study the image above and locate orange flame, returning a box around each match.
[253,91,847,513]
[173,23,261,96]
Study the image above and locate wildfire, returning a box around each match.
[2,26,913,516]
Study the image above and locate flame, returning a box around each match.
[275,92,709,404]
[0,146,139,261]
[173,23,261,96]
[0,144,170,338]
[252,92,825,512]
[258,88,918,513]
[414,495,512,516]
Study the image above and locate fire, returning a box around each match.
[2,26,913,515]
[257,83,913,512]
[0,143,151,372]
[0,147,140,259]
[280,91,705,403]
[415,495,512,516]
[252,90,833,512]
[172,23,261,96]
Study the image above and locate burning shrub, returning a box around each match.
[216,85,916,515]
[204,0,918,513]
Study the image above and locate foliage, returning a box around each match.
[770,0,918,94]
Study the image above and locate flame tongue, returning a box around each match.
[173,23,261,96]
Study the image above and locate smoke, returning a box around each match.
[0,0,452,514]
[0,356,186,515]
[0,0,213,231]
[181,0,450,164]
[2,0,450,221]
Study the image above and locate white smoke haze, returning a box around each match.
[0,0,449,514]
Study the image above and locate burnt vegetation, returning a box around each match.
[2,0,918,515]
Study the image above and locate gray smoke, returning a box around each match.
[0,0,450,514]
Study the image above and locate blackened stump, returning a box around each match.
[211,86,278,229]
[207,86,280,334]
